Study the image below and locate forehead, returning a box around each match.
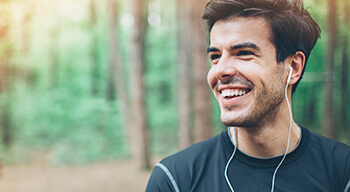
[209,17,274,49]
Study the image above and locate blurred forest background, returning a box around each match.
[0,0,349,178]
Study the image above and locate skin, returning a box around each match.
[207,17,304,158]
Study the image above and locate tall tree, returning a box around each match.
[105,0,117,101]
[0,89,12,147]
[176,0,192,149]
[90,0,100,96]
[49,24,60,89]
[21,1,34,55]
[107,0,132,159]
[0,4,13,147]
[323,0,337,139]
[130,0,150,169]
[191,0,212,143]
[340,0,349,130]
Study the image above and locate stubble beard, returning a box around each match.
[220,79,285,132]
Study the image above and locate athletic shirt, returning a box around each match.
[146,127,350,192]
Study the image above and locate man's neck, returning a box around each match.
[230,122,301,158]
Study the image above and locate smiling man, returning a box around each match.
[146,0,350,191]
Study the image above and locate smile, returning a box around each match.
[221,89,250,99]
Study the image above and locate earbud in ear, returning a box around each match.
[287,66,293,84]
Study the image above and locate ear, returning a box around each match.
[287,51,305,85]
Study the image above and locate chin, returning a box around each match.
[220,111,258,128]
[220,113,241,127]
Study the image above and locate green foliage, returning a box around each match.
[6,84,128,164]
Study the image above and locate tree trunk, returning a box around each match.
[1,97,11,147]
[21,3,33,56]
[130,0,150,169]
[106,0,116,103]
[176,0,192,149]
[307,87,316,126]
[191,0,213,143]
[323,0,337,139]
[107,0,132,159]
[49,26,60,89]
[90,0,100,96]
[0,8,13,147]
[341,0,349,130]
[106,56,116,101]
[0,63,12,147]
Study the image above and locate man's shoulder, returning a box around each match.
[306,127,350,152]
[305,127,350,170]
[160,130,228,169]
[146,130,230,192]
[305,128,350,191]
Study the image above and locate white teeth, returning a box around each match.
[222,89,247,98]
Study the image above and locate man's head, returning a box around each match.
[203,0,321,93]
[203,0,320,128]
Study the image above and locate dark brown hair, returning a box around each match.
[203,0,321,93]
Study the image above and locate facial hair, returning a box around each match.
[220,68,285,130]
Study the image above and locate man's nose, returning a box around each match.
[215,57,236,82]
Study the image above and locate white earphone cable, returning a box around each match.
[225,138,237,192]
[270,73,293,192]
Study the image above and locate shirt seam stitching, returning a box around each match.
[344,178,350,192]
[156,163,180,192]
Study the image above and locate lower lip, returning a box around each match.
[221,92,250,107]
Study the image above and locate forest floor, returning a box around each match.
[0,156,156,192]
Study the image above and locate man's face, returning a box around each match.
[207,17,287,128]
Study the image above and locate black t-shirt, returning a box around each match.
[146,127,350,192]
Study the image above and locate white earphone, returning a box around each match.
[287,66,293,84]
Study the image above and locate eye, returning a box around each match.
[209,54,221,64]
[210,54,221,60]
[237,50,254,56]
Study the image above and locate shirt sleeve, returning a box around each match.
[145,164,179,192]
[333,142,350,192]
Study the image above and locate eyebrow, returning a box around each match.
[206,42,261,54]
[206,47,220,54]
[231,42,261,51]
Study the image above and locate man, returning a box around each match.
[146,0,350,191]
